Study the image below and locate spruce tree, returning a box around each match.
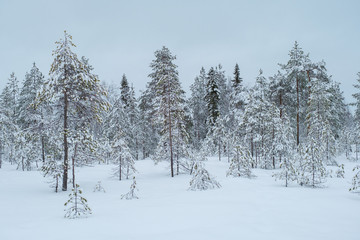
[232,63,242,89]
[205,67,220,129]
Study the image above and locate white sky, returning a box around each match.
[1,0,359,105]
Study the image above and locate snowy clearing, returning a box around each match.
[0,156,359,240]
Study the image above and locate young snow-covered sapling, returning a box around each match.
[64,184,92,219]
[93,181,106,193]
[121,176,139,200]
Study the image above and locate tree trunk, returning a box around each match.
[218,139,221,161]
[62,90,69,191]
[296,76,300,146]
[279,92,283,119]
[272,126,275,169]
[72,142,78,188]
[0,141,2,169]
[168,106,174,178]
[41,136,45,163]
[119,147,122,181]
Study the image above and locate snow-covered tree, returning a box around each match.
[93,181,106,193]
[2,72,19,119]
[298,118,328,188]
[111,128,137,181]
[336,164,345,178]
[227,143,254,178]
[205,67,220,129]
[41,157,63,192]
[189,162,221,191]
[64,184,92,218]
[17,63,48,164]
[188,67,208,147]
[150,46,189,177]
[279,41,311,146]
[35,31,109,191]
[272,113,298,186]
[121,176,139,200]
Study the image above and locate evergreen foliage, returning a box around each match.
[189,162,221,191]
[64,184,92,218]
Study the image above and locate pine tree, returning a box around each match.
[4,72,19,119]
[35,31,109,191]
[279,41,311,146]
[350,72,360,192]
[336,164,345,178]
[41,157,63,192]
[150,46,188,177]
[64,184,92,218]
[109,106,137,181]
[189,67,208,147]
[189,162,221,191]
[17,63,48,164]
[111,134,137,181]
[227,143,254,178]
[352,72,360,122]
[121,176,139,200]
[350,166,360,192]
[272,113,298,186]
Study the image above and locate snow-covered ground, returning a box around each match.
[0,156,359,240]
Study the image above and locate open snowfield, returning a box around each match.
[0,156,359,240]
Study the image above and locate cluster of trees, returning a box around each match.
[0,32,359,191]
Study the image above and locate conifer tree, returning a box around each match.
[227,143,254,178]
[64,184,92,218]
[41,158,63,192]
[189,67,208,146]
[272,113,298,186]
[121,176,139,200]
[18,63,48,164]
[232,63,242,89]
[149,46,188,177]
[120,74,130,108]
[93,181,106,193]
[205,67,220,129]
[279,42,311,146]
[189,162,221,191]
[35,31,109,191]
[111,129,137,181]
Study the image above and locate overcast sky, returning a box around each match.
[1,0,359,105]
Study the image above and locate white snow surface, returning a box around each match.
[0,156,359,240]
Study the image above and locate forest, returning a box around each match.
[1,32,360,218]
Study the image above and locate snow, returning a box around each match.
[0,156,359,240]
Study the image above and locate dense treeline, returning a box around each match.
[0,32,359,191]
